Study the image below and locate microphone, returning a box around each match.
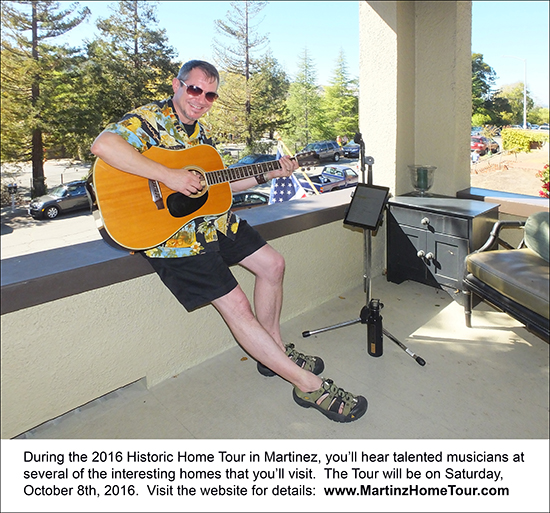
[354,132,363,145]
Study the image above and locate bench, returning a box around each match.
[462,211,549,341]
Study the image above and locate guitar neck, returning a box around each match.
[205,159,283,186]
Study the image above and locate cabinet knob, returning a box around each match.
[425,252,435,261]
[421,217,430,226]
[417,250,425,258]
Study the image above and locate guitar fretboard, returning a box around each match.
[205,160,282,186]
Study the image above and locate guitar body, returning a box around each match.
[93,145,232,250]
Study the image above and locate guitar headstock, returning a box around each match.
[294,151,320,168]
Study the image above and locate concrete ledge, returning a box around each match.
[457,187,549,217]
[1,190,352,314]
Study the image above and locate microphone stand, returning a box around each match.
[302,133,426,366]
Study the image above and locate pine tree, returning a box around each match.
[284,48,324,150]
[248,52,290,147]
[84,0,179,128]
[1,0,90,196]
[322,50,358,142]
[213,0,269,148]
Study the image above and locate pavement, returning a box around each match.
[1,159,100,260]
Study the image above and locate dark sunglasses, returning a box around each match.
[179,80,219,102]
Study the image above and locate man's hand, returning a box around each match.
[271,155,299,179]
[163,168,204,196]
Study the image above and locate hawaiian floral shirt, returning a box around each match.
[103,98,240,258]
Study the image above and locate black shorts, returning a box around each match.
[142,220,266,311]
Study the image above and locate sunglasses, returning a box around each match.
[179,80,219,102]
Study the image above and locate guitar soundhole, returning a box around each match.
[167,191,209,218]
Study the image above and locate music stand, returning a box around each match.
[302,134,426,366]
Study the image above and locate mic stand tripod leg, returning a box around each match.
[382,328,426,366]
[302,318,361,338]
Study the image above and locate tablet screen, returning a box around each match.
[343,183,390,230]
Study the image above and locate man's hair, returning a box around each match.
[177,60,219,84]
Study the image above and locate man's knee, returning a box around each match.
[271,251,285,277]
[241,244,285,281]
[260,250,285,284]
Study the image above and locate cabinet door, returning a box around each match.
[426,232,469,289]
[387,214,429,284]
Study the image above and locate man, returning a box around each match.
[91,60,367,423]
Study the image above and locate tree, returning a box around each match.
[213,0,269,148]
[471,52,496,115]
[284,48,324,151]
[248,52,290,146]
[321,50,358,142]
[83,0,179,133]
[471,52,514,126]
[528,106,549,126]
[495,83,535,126]
[206,70,247,145]
[1,0,90,196]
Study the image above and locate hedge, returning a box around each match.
[501,128,549,153]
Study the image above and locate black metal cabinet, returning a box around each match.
[386,196,499,304]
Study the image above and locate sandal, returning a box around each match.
[257,343,324,377]
[292,378,368,423]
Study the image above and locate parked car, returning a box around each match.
[228,154,276,168]
[486,138,499,153]
[470,136,499,156]
[231,190,270,210]
[299,140,342,162]
[299,164,358,193]
[539,124,549,131]
[28,180,91,220]
[471,126,483,136]
[342,143,360,158]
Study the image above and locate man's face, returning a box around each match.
[172,68,218,125]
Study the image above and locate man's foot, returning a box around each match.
[257,343,324,377]
[292,378,367,423]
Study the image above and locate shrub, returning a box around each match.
[501,128,549,153]
[537,164,549,199]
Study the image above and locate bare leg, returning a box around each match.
[211,285,322,393]
[238,244,286,349]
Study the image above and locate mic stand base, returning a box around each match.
[301,308,426,366]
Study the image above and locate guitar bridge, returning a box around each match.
[148,180,165,210]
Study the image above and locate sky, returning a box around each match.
[55,1,549,107]
[472,1,549,107]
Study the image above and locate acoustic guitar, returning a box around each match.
[92,144,318,250]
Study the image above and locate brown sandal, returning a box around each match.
[293,378,368,423]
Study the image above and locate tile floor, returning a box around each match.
[14,277,549,440]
